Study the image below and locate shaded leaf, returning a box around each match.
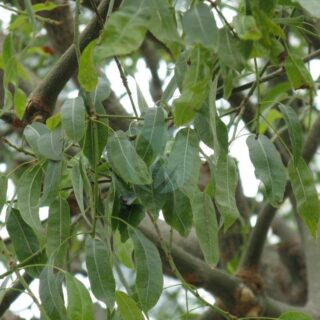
[247,135,287,206]
[0,175,7,213]
[288,158,320,238]
[107,131,152,185]
[23,122,48,155]
[115,291,144,320]
[85,238,115,308]
[233,15,261,40]
[129,228,163,311]
[37,127,64,161]
[71,161,85,216]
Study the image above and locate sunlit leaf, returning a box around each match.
[14,87,27,119]
[129,228,163,311]
[115,291,144,320]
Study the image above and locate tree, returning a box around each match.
[0,0,320,319]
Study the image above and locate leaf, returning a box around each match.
[71,161,85,216]
[129,228,163,311]
[7,208,45,277]
[40,160,63,205]
[17,165,43,234]
[47,198,71,265]
[247,135,287,206]
[194,102,214,148]
[181,3,218,50]
[2,34,17,85]
[288,158,320,238]
[14,87,27,119]
[23,122,49,155]
[113,231,134,269]
[214,154,240,229]
[0,175,7,213]
[61,97,86,142]
[155,128,200,193]
[85,238,115,308]
[66,273,94,320]
[279,311,313,320]
[115,291,144,320]
[295,0,320,19]
[39,266,66,320]
[32,2,60,12]
[192,192,219,266]
[94,1,152,60]
[259,109,283,134]
[107,131,152,185]
[37,127,64,161]
[46,112,61,130]
[163,189,193,237]
[233,15,262,40]
[78,40,98,92]
[285,54,313,89]
[135,107,167,165]
[278,104,303,160]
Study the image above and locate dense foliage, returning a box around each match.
[1,0,320,319]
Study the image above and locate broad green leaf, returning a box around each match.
[40,160,63,205]
[261,82,291,111]
[218,27,246,71]
[14,87,27,119]
[46,112,61,130]
[295,0,320,19]
[259,109,283,134]
[85,238,115,308]
[278,104,303,160]
[78,40,98,92]
[71,161,85,216]
[247,135,287,206]
[94,1,152,60]
[194,102,214,148]
[155,128,200,193]
[279,311,313,320]
[39,266,66,320]
[47,198,71,265]
[135,107,167,165]
[23,122,48,155]
[181,3,218,50]
[115,291,144,320]
[2,34,17,85]
[0,175,7,213]
[66,273,94,320]
[288,158,320,238]
[7,208,45,277]
[37,128,64,161]
[129,228,163,311]
[114,231,134,269]
[214,154,240,229]
[285,54,313,89]
[163,189,193,237]
[17,165,43,234]
[192,192,219,266]
[61,97,86,142]
[107,131,152,185]
[233,15,261,40]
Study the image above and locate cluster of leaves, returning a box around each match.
[1,0,320,319]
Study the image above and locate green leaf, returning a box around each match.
[114,231,134,269]
[163,189,193,237]
[47,198,71,265]
[17,165,43,234]
[155,128,199,193]
[61,97,86,142]
[23,123,49,155]
[71,161,85,217]
[2,34,17,85]
[278,104,303,160]
[0,175,7,213]
[192,192,219,266]
[259,109,283,134]
[66,273,94,320]
[247,135,287,206]
[46,112,61,130]
[7,208,45,277]
[181,3,218,50]
[135,107,167,165]
[14,87,27,119]
[233,15,262,40]
[129,228,163,311]
[288,158,320,238]
[279,311,313,320]
[37,127,64,161]
[32,2,60,12]
[40,160,63,205]
[115,291,144,320]
[94,1,152,60]
[135,81,149,114]
[107,131,152,185]
[194,102,214,148]
[78,40,98,92]
[285,54,313,89]
[39,266,66,320]
[85,238,115,308]
[295,0,320,19]
[214,154,240,229]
